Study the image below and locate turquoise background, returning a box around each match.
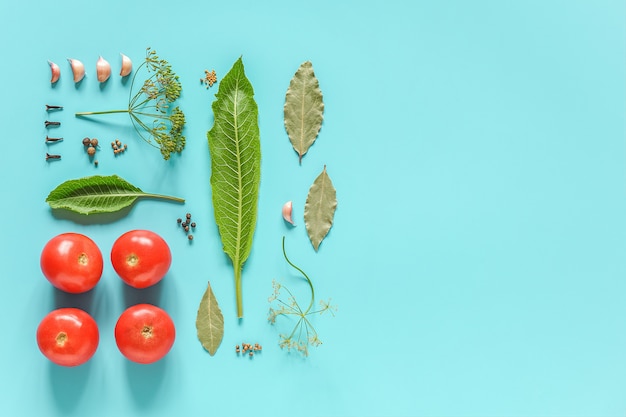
[0,0,624,416]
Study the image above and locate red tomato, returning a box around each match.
[40,233,104,293]
[110,230,172,289]
[114,304,175,364]
[36,308,99,367]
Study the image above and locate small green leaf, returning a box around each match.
[304,166,337,251]
[45,175,184,215]
[196,281,224,356]
[207,56,261,318]
[284,61,324,163]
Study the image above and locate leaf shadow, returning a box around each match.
[49,206,134,225]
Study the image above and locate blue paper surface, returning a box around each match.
[0,0,624,416]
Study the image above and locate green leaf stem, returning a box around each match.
[207,57,261,318]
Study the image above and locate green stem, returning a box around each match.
[282,236,315,314]
[235,264,243,318]
[140,193,185,203]
[128,57,147,107]
[75,109,129,116]
[129,113,159,149]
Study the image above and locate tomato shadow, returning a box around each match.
[48,361,92,412]
[53,287,96,315]
[122,279,164,308]
[124,358,167,407]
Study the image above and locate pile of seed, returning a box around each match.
[236,342,262,357]
[201,69,217,88]
[111,138,128,155]
[177,212,196,241]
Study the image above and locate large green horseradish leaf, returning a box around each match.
[304,166,337,251]
[284,61,324,163]
[196,281,224,356]
[46,175,184,215]
[207,57,261,318]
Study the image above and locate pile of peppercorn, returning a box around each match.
[177,213,196,241]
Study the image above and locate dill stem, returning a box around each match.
[282,236,315,314]
[75,109,129,116]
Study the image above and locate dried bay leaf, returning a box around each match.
[196,281,224,356]
[304,166,337,251]
[284,61,324,163]
[207,57,261,318]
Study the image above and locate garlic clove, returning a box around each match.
[120,53,132,77]
[48,61,60,84]
[67,58,85,83]
[282,201,296,225]
[96,56,111,83]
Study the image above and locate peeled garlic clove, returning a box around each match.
[96,56,111,83]
[67,58,85,83]
[119,53,132,77]
[48,61,60,84]
[282,201,295,225]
